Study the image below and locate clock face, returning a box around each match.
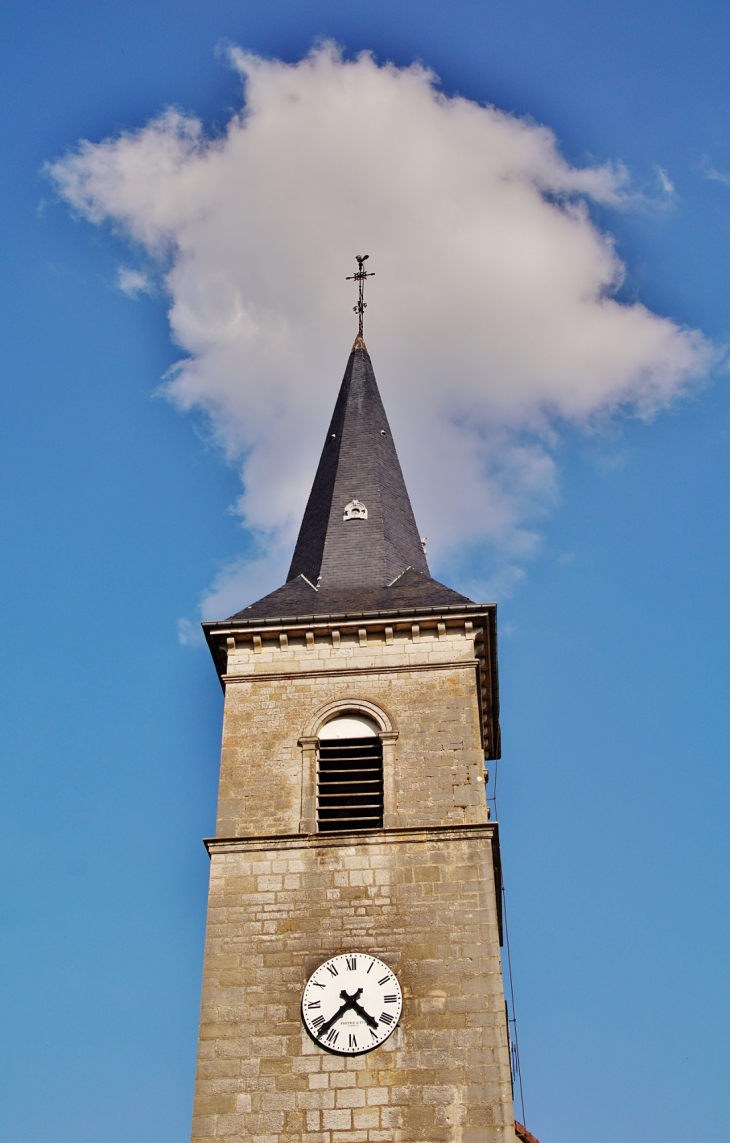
[302,953,403,1055]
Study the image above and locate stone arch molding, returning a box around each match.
[302,698,395,739]
[298,700,399,834]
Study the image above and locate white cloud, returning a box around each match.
[197,544,291,623]
[656,166,675,197]
[700,155,730,189]
[49,44,711,618]
[176,616,205,647]
[117,266,154,297]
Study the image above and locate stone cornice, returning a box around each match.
[204,602,494,635]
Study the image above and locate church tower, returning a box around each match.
[191,319,515,1142]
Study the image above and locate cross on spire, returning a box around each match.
[346,255,375,338]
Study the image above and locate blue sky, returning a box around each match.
[2,2,730,1141]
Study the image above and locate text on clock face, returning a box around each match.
[301,954,403,1054]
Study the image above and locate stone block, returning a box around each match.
[322,1109,352,1130]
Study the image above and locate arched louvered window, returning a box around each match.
[317,715,384,832]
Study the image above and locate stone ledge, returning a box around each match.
[221,658,480,684]
[205,822,498,855]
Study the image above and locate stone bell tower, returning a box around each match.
[191,332,516,1143]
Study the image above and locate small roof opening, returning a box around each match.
[318,714,379,740]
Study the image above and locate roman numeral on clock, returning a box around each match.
[346,957,357,970]
[379,1012,394,1025]
[326,964,339,977]
[348,1034,358,1048]
[307,1001,321,1009]
[383,995,397,1004]
[325,1029,339,1045]
[378,975,392,986]
[312,1016,325,1028]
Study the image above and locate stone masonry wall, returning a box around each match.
[192,828,515,1143]
[218,625,488,838]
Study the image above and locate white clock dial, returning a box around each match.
[302,953,402,1054]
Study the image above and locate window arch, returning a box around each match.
[316,714,384,832]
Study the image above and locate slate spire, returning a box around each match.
[287,337,430,590]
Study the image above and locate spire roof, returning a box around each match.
[227,338,472,622]
[287,338,429,591]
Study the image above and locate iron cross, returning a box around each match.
[346,255,375,338]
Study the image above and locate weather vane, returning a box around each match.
[346,255,374,338]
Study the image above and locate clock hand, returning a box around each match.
[317,999,349,1037]
[317,987,367,1042]
[347,997,378,1030]
[315,988,365,1038]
